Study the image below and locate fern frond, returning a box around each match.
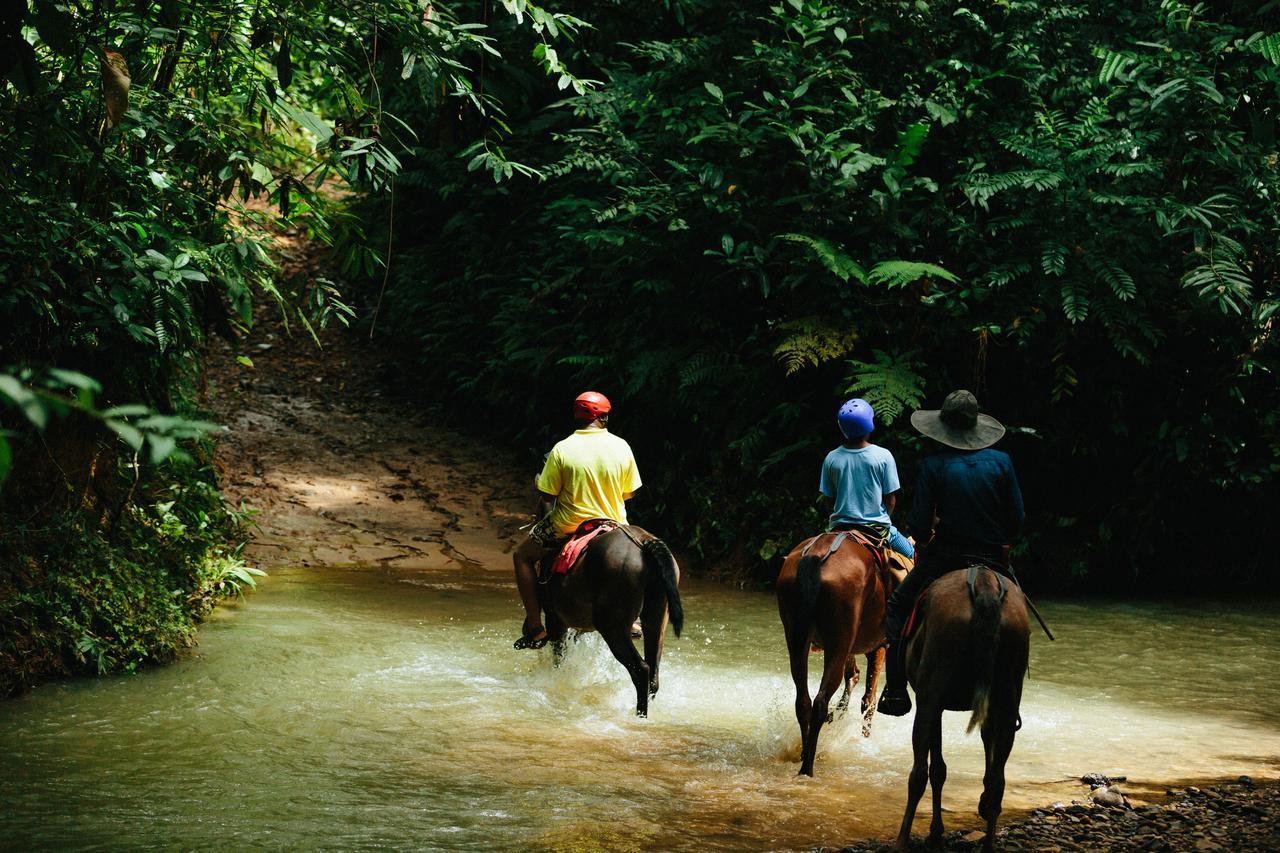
[1086,254,1137,301]
[982,262,1031,288]
[1060,278,1090,322]
[1250,33,1280,66]
[1041,241,1068,277]
[844,351,925,425]
[1182,255,1253,315]
[678,349,732,389]
[773,317,858,375]
[961,169,1063,208]
[151,290,169,352]
[777,233,867,283]
[1094,48,1137,83]
[866,260,958,289]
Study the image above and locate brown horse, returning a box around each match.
[894,566,1030,852]
[777,533,891,776]
[541,526,683,717]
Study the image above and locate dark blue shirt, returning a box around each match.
[908,448,1024,548]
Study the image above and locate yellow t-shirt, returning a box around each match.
[537,429,642,535]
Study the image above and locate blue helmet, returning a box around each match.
[838,398,875,439]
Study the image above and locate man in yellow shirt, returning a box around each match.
[513,391,643,649]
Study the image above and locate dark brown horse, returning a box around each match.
[541,526,683,717]
[895,566,1030,852]
[777,533,891,776]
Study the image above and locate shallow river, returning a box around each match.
[4,565,1280,851]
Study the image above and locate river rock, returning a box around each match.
[1090,785,1130,809]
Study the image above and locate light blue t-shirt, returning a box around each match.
[819,444,901,528]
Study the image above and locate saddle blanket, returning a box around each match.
[551,519,617,575]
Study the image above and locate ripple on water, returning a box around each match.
[2,568,1280,851]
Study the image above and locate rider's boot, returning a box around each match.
[876,640,912,716]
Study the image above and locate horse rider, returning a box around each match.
[512,391,643,650]
[877,389,1025,716]
[820,398,914,559]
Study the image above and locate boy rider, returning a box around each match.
[820,398,914,559]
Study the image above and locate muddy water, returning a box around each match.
[4,566,1280,851]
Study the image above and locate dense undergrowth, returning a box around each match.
[0,454,257,697]
[362,0,1280,590]
[1,0,573,692]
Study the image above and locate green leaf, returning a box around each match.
[893,123,930,167]
[101,404,152,418]
[777,234,867,283]
[703,81,723,100]
[148,434,177,465]
[1249,33,1280,66]
[866,260,958,288]
[45,369,102,394]
[0,375,46,429]
[275,36,294,89]
[0,437,11,486]
[106,420,145,451]
[250,162,274,186]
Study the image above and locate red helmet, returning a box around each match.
[573,391,612,421]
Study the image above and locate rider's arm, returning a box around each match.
[622,452,642,501]
[882,450,902,517]
[908,461,935,543]
[1003,458,1025,541]
[818,453,836,500]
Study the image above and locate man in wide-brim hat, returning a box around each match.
[877,390,1025,716]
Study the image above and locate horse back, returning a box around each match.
[776,533,889,652]
[909,569,1030,711]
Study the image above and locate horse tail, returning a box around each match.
[794,553,823,636]
[642,537,683,637]
[966,569,1006,735]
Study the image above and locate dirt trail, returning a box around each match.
[201,236,527,577]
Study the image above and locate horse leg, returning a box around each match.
[785,619,812,767]
[835,657,859,717]
[799,633,852,777]
[547,613,569,667]
[600,620,651,718]
[979,714,1016,852]
[641,571,669,697]
[927,713,947,846]
[896,702,934,851]
[860,646,885,737]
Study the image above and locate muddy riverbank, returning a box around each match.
[840,777,1280,851]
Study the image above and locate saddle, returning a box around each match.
[800,526,913,588]
[902,564,1009,642]
[802,527,913,653]
[539,519,621,582]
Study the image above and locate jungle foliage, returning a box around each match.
[0,0,575,688]
[370,0,1280,588]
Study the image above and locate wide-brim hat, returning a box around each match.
[910,389,1005,450]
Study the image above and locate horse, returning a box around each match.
[540,526,684,717]
[776,532,892,776]
[894,566,1030,852]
